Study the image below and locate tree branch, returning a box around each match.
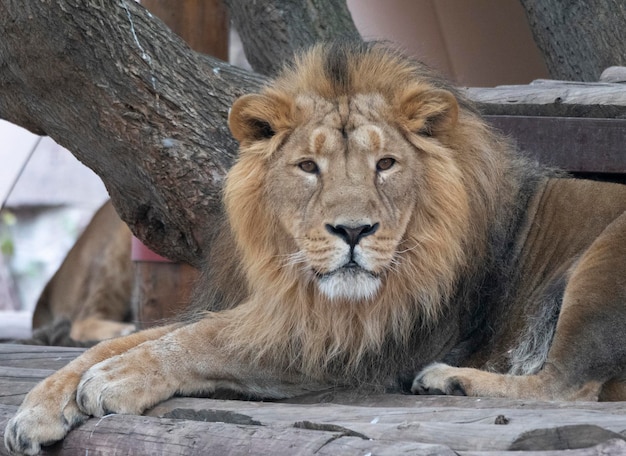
[0,0,266,266]
[224,0,360,76]
[520,0,626,81]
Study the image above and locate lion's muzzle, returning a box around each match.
[325,222,379,248]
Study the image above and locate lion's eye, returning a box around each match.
[376,157,396,171]
[298,160,319,174]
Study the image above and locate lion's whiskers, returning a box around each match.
[396,243,420,254]
[279,250,309,269]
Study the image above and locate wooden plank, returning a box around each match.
[468,82,626,118]
[486,116,626,173]
[0,345,83,406]
[0,344,83,370]
[132,262,199,329]
[471,81,626,106]
[0,366,55,406]
[149,396,626,425]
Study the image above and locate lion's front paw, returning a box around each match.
[411,363,468,396]
[4,394,86,455]
[76,352,169,417]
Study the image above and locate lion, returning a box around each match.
[30,200,135,345]
[6,41,626,455]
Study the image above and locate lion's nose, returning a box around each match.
[326,223,379,247]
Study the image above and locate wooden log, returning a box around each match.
[0,0,364,266]
[0,404,457,456]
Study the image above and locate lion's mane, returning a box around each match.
[206,42,543,387]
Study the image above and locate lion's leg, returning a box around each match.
[4,323,179,456]
[70,316,136,342]
[74,314,323,419]
[414,212,626,401]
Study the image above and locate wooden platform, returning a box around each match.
[3,80,626,455]
[2,344,626,455]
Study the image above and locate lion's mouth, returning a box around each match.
[315,263,381,301]
[314,259,377,278]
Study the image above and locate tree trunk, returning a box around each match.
[225,0,359,76]
[0,0,356,266]
[141,0,229,58]
[520,0,626,81]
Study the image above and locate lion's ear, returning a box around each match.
[229,93,293,144]
[398,88,459,137]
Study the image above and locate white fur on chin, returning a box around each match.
[317,269,381,301]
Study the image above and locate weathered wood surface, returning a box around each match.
[2,345,626,454]
[469,80,626,118]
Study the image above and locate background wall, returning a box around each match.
[347,0,549,86]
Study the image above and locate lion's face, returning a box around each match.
[262,93,423,300]
[226,45,471,307]
[227,86,462,303]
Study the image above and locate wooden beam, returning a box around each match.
[486,116,626,173]
[468,81,626,118]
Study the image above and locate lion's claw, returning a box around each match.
[4,399,86,456]
[76,349,171,417]
[76,358,136,416]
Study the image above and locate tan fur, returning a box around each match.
[32,201,134,343]
[221,46,508,376]
[6,42,626,455]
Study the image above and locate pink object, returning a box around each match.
[131,236,172,263]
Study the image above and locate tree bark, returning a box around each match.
[224,0,360,76]
[520,0,626,81]
[0,0,266,267]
